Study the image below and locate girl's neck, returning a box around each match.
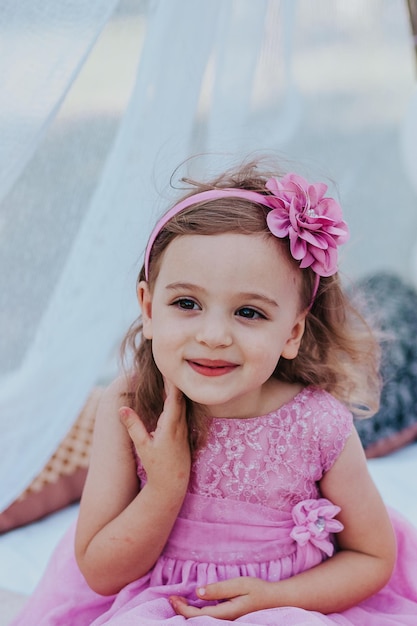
[205,379,305,420]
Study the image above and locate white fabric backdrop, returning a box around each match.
[1,0,416,511]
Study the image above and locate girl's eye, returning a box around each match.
[236,307,265,320]
[173,298,200,310]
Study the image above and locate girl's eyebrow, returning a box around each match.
[165,282,279,308]
[165,282,202,292]
[239,292,279,309]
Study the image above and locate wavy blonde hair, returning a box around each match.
[121,159,381,454]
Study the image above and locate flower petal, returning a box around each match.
[266,210,290,238]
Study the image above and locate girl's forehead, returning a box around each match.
[161,231,286,262]
[155,232,300,291]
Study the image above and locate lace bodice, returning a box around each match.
[137,387,353,510]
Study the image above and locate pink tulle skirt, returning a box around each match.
[11,494,417,625]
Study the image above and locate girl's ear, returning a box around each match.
[281,314,306,360]
[137,280,153,339]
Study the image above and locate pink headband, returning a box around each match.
[144,173,349,302]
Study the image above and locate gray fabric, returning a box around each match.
[354,273,417,450]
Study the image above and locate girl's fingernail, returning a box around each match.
[197,587,206,596]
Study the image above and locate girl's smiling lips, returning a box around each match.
[187,358,239,377]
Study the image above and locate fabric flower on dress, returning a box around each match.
[290,498,344,557]
[265,173,349,277]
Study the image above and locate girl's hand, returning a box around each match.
[119,379,191,495]
[170,577,274,621]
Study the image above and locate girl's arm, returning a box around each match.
[75,377,190,596]
[171,428,396,620]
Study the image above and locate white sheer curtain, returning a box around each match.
[1,0,416,511]
[0,0,222,509]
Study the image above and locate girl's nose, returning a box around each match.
[195,313,233,348]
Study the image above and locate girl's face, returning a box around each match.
[138,233,306,419]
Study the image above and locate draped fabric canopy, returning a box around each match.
[1,0,416,511]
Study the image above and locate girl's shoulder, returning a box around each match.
[298,385,352,417]
[274,386,354,473]
[275,384,352,416]
[93,374,134,431]
[250,385,352,432]
[104,373,136,402]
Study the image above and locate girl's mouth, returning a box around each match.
[187,359,238,377]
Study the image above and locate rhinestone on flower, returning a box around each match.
[306,208,318,218]
[315,516,326,531]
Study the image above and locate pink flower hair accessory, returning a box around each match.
[290,498,344,557]
[266,173,349,277]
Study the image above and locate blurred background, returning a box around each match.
[1,0,416,512]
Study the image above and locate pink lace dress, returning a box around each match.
[11,387,417,625]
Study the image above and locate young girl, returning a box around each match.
[12,160,417,625]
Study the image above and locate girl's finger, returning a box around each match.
[159,379,186,427]
[170,595,245,621]
[196,579,240,601]
[119,406,149,447]
[163,377,184,405]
